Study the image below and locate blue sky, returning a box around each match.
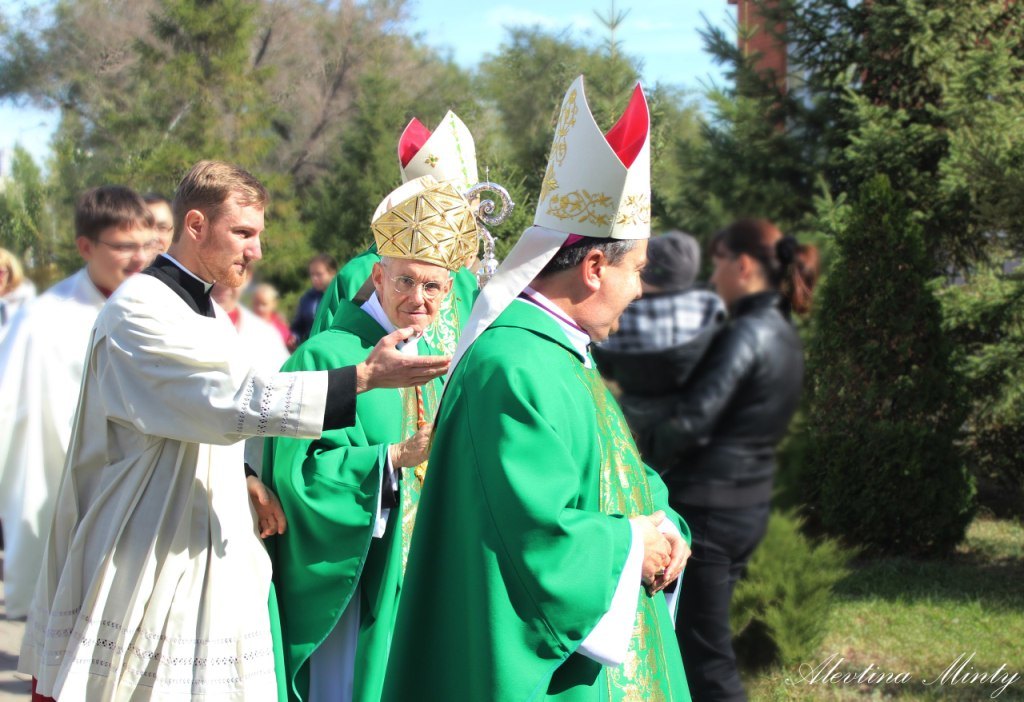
[0,0,734,168]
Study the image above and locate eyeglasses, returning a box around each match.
[96,239,162,256]
[388,274,447,300]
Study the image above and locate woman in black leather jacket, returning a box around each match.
[650,219,819,702]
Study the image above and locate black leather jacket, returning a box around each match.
[627,291,804,508]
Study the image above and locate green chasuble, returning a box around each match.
[383,300,692,702]
[309,243,479,354]
[263,300,443,702]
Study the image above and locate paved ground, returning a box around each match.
[0,554,31,701]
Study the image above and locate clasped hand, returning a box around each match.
[630,510,690,595]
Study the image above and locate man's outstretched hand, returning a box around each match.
[356,326,450,392]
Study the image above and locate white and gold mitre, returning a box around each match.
[447,76,652,374]
[371,175,479,272]
[398,111,479,193]
[534,75,651,240]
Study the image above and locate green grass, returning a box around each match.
[744,517,1024,700]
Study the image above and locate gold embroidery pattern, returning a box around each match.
[446,117,472,191]
[372,180,478,271]
[424,154,439,167]
[615,193,652,226]
[422,285,460,356]
[538,162,559,206]
[539,89,578,205]
[546,189,614,226]
[398,387,421,575]
[553,89,578,167]
[397,377,440,574]
[578,365,677,702]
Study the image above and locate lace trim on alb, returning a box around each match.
[279,373,298,436]
[29,610,275,692]
[257,373,275,437]
[236,374,257,434]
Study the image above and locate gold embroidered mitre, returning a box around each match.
[398,111,479,193]
[371,176,479,271]
[446,76,652,373]
[534,75,651,241]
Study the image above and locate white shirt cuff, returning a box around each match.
[577,520,644,667]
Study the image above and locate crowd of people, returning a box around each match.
[0,75,818,702]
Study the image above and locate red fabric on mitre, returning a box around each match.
[32,678,57,702]
[398,118,433,167]
[604,83,648,168]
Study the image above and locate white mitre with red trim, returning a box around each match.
[397,111,478,193]
[448,75,651,373]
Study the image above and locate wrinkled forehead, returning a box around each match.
[379,256,452,281]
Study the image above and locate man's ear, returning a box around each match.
[370,262,385,295]
[581,248,607,292]
[183,209,206,242]
[76,236,93,262]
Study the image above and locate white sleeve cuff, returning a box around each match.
[577,520,644,667]
[373,448,394,539]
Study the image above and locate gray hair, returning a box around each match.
[537,237,637,278]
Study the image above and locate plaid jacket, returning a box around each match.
[601,287,726,353]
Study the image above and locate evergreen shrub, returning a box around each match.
[939,264,1024,519]
[731,510,850,670]
[803,175,974,556]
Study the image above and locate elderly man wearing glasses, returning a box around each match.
[0,185,156,620]
[263,174,480,702]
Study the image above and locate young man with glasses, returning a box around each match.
[0,185,155,620]
[263,175,477,702]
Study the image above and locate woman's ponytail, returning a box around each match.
[778,238,818,316]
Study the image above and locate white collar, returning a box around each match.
[360,292,418,355]
[520,286,592,368]
[160,253,214,293]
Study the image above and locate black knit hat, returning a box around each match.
[641,230,701,292]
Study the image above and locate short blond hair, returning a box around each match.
[0,247,25,295]
[172,160,268,242]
